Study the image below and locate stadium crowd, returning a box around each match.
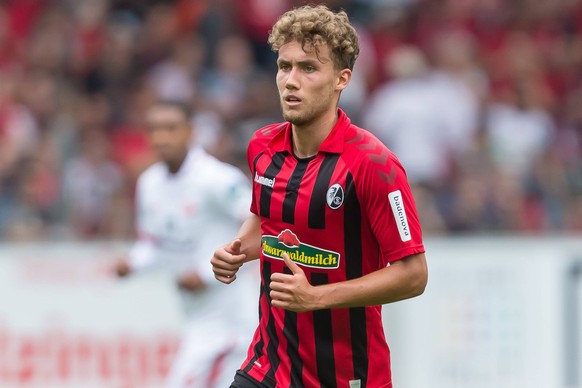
[0,0,581,241]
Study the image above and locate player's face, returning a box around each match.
[145,105,192,163]
[276,40,350,127]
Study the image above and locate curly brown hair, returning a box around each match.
[268,5,360,71]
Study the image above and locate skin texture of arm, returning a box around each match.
[211,213,262,284]
[269,252,428,312]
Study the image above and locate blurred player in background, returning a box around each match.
[114,100,257,388]
[211,5,427,388]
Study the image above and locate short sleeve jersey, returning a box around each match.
[242,109,425,387]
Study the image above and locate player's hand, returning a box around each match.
[114,258,132,277]
[270,253,319,312]
[177,271,206,292]
[211,239,246,284]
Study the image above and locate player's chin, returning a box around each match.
[282,110,302,124]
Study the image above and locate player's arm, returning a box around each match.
[332,252,427,307]
[236,213,262,260]
[270,252,427,311]
[211,213,262,284]
[114,175,159,278]
[113,236,158,277]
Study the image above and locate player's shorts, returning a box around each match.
[164,323,248,388]
[230,369,272,388]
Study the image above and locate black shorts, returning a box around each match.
[229,369,272,388]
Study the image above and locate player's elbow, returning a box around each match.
[406,253,428,298]
[409,265,428,297]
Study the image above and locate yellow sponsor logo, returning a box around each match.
[261,234,340,269]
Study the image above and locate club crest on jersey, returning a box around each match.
[261,229,341,269]
[326,183,344,210]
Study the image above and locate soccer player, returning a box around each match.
[210,5,428,388]
[114,100,257,388]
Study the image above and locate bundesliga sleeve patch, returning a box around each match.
[388,190,411,242]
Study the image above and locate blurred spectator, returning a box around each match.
[484,80,556,181]
[426,29,485,150]
[199,34,267,123]
[147,35,205,103]
[364,45,477,186]
[62,129,128,239]
[5,132,62,240]
[109,81,157,187]
[0,0,581,240]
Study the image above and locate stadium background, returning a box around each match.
[0,0,581,387]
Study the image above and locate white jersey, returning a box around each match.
[128,147,257,387]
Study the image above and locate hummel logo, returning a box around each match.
[254,172,275,188]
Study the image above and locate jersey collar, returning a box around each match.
[167,146,204,177]
[269,109,351,155]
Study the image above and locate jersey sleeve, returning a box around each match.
[358,148,425,265]
[195,163,252,284]
[208,163,253,223]
[247,124,279,216]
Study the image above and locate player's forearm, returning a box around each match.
[236,213,262,262]
[314,253,427,309]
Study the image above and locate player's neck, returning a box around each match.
[291,109,338,159]
[166,152,188,174]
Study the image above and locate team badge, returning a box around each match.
[326,183,344,210]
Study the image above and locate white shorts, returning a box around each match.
[164,323,249,388]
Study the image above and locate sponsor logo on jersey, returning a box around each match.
[388,190,411,242]
[349,380,362,388]
[254,172,275,188]
[261,229,340,269]
[326,183,344,210]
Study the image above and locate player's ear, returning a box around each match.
[336,68,351,92]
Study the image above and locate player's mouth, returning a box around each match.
[284,95,302,107]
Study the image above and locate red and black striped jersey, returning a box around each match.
[242,109,425,388]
